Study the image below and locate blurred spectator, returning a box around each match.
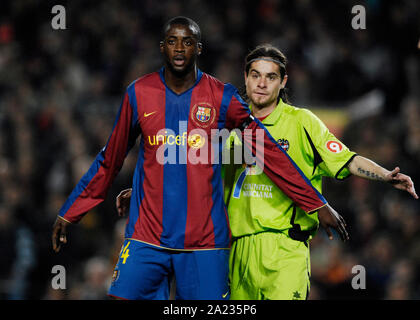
[68,256,112,300]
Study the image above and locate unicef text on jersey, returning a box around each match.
[151,121,265,169]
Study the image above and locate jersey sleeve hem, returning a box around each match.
[57,215,74,224]
[306,203,327,214]
[335,153,358,180]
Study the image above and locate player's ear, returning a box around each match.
[244,70,248,83]
[159,40,164,53]
[197,42,203,55]
[281,74,288,89]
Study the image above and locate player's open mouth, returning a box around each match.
[173,56,186,66]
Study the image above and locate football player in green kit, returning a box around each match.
[224,44,418,300]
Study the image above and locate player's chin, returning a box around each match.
[171,62,187,72]
[251,96,270,107]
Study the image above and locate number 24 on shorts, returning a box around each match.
[120,241,130,264]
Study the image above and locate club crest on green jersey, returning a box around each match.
[277,138,289,152]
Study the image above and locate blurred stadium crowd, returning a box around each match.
[0,0,419,299]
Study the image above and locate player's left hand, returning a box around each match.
[386,167,418,199]
[116,188,132,216]
[52,216,70,253]
[318,204,349,242]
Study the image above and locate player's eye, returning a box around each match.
[167,39,175,45]
[184,40,192,46]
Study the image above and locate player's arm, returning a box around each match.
[347,155,418,199]
[299,108,417,201]
[223,84,327,214]
[53,87,141,252]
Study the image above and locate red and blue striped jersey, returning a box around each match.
[59,68,326,250]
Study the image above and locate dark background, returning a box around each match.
[0,0,419,299]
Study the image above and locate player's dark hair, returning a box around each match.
[243,44,290,104]
[162,16,201,41]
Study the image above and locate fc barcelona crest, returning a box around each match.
[191,102,216,128]
[196,106,211,123]
[111,269,120,283]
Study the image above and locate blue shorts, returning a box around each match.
[108,239,230,300]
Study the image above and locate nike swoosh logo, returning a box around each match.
[222,291,229,298]
[144,111,157,117]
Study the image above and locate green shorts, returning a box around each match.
[229,231,310,300]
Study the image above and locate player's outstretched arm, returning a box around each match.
[347,155,418,199]
[116,188,132,217]
[318,204,349,242]
[52,216,71,253]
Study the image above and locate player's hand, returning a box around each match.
[318,204,349,242]
[385,167,418,200]
[52,216,70,253]
[116,188,132,217]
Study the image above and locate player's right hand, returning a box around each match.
[116,188,132,217]
[52,216,70,253]
[317,204,349,242]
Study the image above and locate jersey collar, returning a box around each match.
[158,67,203,96]
[250,98,286,126]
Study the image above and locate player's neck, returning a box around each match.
[252,102,277,119]
[164,66,197,95]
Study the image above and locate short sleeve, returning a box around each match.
[298,109,356,180]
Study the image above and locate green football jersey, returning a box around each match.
[224,99,356,239]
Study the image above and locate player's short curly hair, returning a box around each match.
[161,16,201,41]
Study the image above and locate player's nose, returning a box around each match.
[174,40,185,52]
[257,78,267,88]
